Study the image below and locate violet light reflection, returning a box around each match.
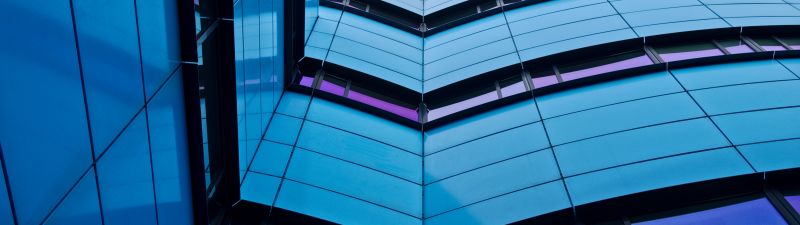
[634,198,787,225]
[428,91,498,121]
[319,80,346,96]
[787,196,800,214]
[348,91,419,121]
[532,75,558,88]
[725,45,754,54]
[762,45,787,51]
[500,81,527,97]
[299,76,314,87]
[560,55,652,81]
[660,49,724,62]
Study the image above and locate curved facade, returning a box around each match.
[305,0,800,92]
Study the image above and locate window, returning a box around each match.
[531,69,558,88]
[778,36,800,50]
[716,38,754,54]
[319,75,347,96]
[633,198,788,225]
[752,37,787,51]
[348,85,419,121]
[654,41,724,62]
[428,85,498,121]
[499,75,527,97]
[786,195,800,214]
[557,50,652,82]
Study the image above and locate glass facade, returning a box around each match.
[0,0,191,224]
[634,198,787,225]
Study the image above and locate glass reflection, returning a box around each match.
[656,42,724,62]
[499,76,526,97]
[532,75,558,88]
[298,75,315,87]
[752,37,787,51]
[559,53,652,81]
[428,87,498,121]
[348,86,418,121]
[787,195,800,214]
[779,37,800,50]
[634,198,787,225]
[320,76,346,96]
[717,39,754,54]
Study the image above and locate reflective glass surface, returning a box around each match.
[717,39,754,54]
[634,198,787,225]
[782,37,800,50]
[753,37,787,51]
[559,54,652,81]
[428,90,498,121]
[532,75,559,88]
[348,88,418,121]
[656,42,724,62]
[787,195,800,214]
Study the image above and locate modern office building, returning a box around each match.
[2,0,800,224]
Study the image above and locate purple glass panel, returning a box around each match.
[726,45,754,54]
[791,45,800,50]
[659,49,724,62]
[634,198,787,225]
[319,80,345,96]
[560,55,652,81]
[762,45,787,51]
[299,76,314,87]
[500,81,527,97]
[787,196,800,213]
[532,75,558,88]
[347,91,418,121]
[428,91,498,121]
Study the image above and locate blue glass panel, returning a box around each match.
[0,164,13,225]
[424,26,510,64]
[339,12,421,48]
[137,0,181,98]
[514,15,630,52]
[297,122,422,183]
[567,148,752,205]
[425,123,549,183]
[424,39,516,80]
[424,99,538,154]
[96,114,157,225]
[424,53,520,92]
[264,114,302,145]
[285,150,422,216]
[634,198,787,225]
[306,98,422,154]
[508,3,616,36]
[276,92,311,118]
[788,195,800,213]
[671,60,797,90]
[330,37,422,80]
[555,118,729,176]
[712,107,800,145]
[544,93,704,145]
[537,71,683,119]
[690,80,800,115]
[424,14,506,49]
[240,172,281,206]
[518,29,638,62]
[325,52,423,92]
[633,19,730,37]
[622,6,716,27]
[503,0,605,23]
[275,180,422,225]
[73,0,145,154]
[726,17,800,27]
[779,58,800,77]
[709,4,800,17]
[426,181,570,225]
[147,72,193,225]
[424,150,559,216]
[43,171,102,225]
[739,139,800,172]
[0,1,93,224]
[250,141,293,176]
[611,0,701,13]
[318,6,342,21]
[335,23,422,64]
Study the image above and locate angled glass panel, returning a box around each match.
[633,198,787,225]
[264,114,303,145]
[670,60,797,90]
[425,181,570,225]
[285,149,422,216]
[690,80,800,115]
[424,123,549,183]
[654,41,724,62]
[240,172,281,206]
[499,75,527,97]
[96,114,157,225]
[544,93,704,145]
[0,163,13,225]
[531,69,558,88]
[250,141,293,176]
[73,0,145,154]
[276,91,312,118]
[717,38,754,54]
[566,148,753,205]
[712,107,800,145]
[739,139,800,172]
[424,150,560,216]
[138,0,181,98]
[780,36,800,50]
[787,195,800,214]
[348,84,419,121]
[537,71,682,119]
[557,50,652,81]
[428,85,498,121]
[275,180,422,225]
[42,171,102,225]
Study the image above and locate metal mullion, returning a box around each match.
[644,45,664,64]
[521,71,532,91]
[553,65,564,83]
[773,35,793,50]
[344,80,352,97]
[712,39,731,55]
[741,36,765,52]
[495,81,502,98]
[765,188,800,225]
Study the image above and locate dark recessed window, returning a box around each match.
[716,38,754,54]
[499,75,526,97]
[654,41,724,62]
[531,69,558,89]
[557,50,652,82]
[633,198,788,225]
[478,0,498,12]
[348,85,419,121]
[502,0,524,5]
[778,36,800,50]
[348,0,368,11]
[428,85,497,121]
[320,75,347,96]
[752,36,787,51]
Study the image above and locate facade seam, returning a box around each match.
[698,1,734,27]
[605,0,639,37]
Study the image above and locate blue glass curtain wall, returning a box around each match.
[0,0,193,224]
